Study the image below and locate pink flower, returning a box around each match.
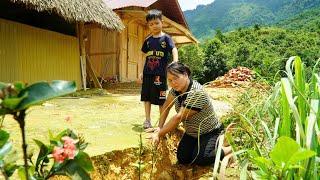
[62,136,79,145]
[52,147,66,163]
[63,145,77,159]
[62,136,79,159]
[64,116,72,122]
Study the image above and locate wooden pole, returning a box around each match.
[78,22,87,91]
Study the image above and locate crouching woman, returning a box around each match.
[148,62,231,166]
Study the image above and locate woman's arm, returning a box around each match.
[158,93,175,128]
[158,106,198,137]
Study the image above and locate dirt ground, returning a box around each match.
[3,82,244,179]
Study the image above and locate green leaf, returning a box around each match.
[33,139,51,173]
[0,109,9,116]
[17,81,76,110]
[239,160,248,180]
[74,152,94,172]
[64,161,91,180]
[13,82,25,92]
[288,149,316,165]
[270,136,299,167]
[0,82,7,90]
[4,163,18,177]
[2,92,28,110]
[251,170,273,180]
[50,129,71,143]
[252,157,273,172]
[0,142,12,157]
[0,130,10,147]
[18,166,36,180]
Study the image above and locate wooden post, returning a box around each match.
[86,56,102,88]
[116,32,121,82]
[78,22,87,91]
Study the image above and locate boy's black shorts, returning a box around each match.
[141,74,167,105]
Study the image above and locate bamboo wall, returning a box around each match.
[0,18,81,87]
[86,27,118,80]
[87,17,146,82]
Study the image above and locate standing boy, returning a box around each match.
[140,9,178,129]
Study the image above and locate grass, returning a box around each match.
[226,56,320,179]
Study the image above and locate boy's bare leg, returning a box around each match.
[143,101,152,129]
[144,101,151,121]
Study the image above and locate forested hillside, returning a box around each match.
[276,7,320,33]
[184,0,320,39]
[179,27,320,83]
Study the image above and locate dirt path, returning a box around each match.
[3,82,241,179]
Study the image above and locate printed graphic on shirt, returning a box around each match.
[146,56,160,70]
[141,34,175,75]
[159,91,166,99]
[154,76,162,85]
[161,41,167,48]
[146,50,165,71]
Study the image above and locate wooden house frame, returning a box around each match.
[85,0,198,82]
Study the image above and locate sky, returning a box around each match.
[177,0,215,11]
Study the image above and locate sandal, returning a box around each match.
[143,120,152,129]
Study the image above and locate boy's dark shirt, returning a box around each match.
[141,34,175,76]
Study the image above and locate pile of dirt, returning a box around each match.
[51,129,239,180]
[209,67,254,88]
[90,128,214,179]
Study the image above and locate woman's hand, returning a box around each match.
[151,131,160,146]
[145,127,161,147]
[145,127,160,133]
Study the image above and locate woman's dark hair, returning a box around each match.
[167,62,191,77]
[146,9,162,22]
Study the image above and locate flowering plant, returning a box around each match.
[0,81,95,179]
[30,129,93,179]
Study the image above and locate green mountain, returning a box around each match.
[276,8,320,33]
[184,0,320,39]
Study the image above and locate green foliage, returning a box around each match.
[227,57,320,179]
[31,129,93,179]
[277,8,320,34]
[178,44,205,82]
[202,38,228,83]
[208,27,320,82]
[184,0,320,39]
[0,81,76,115]
[0,81,89,179]
[179,22,320,84]
[249,137,316,179]
[0,130,18,178]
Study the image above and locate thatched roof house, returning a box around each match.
[10,0,124,30]
[85,0,198,83]
[0,0,124,88]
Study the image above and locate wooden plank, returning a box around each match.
[88,52,117,56]
[116,32,121,79]
[86,56,102,88]
[80,56,87,91]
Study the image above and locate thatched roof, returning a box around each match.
[10,0,124,30]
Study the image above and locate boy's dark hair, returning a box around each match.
[167,62,191,77]
[146,9,162,22]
